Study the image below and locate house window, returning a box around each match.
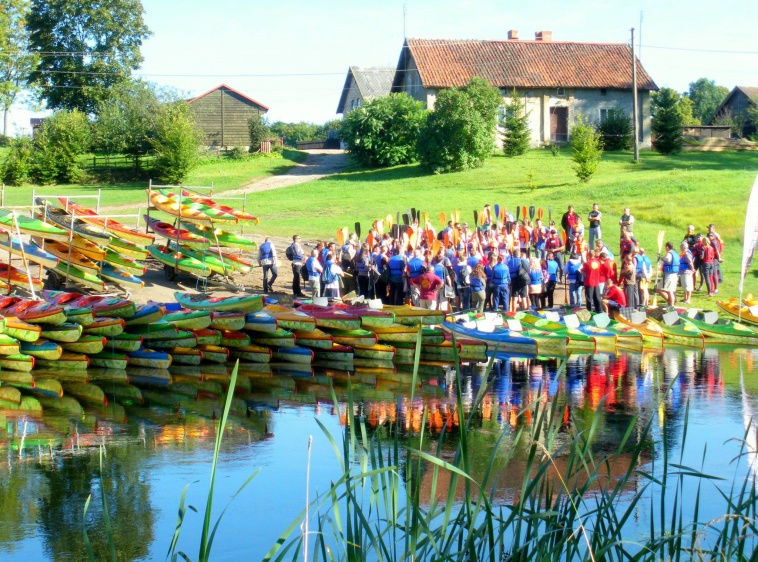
[600,88,607,96]
[356,99,361,108]
[556,87,566,97]
[599,108,610,124]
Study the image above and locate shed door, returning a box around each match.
[550,107,568,142]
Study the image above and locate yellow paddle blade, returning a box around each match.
[422,212,429,225]
[432,239,442,256]
[454,209,461,224]
[336,228,346,247]
[386,214,393,228]
[374,220,384,235]
[657,230,665,251]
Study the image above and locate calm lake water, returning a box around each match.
[1,346,758,561]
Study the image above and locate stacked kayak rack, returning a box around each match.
[144,181,258,292]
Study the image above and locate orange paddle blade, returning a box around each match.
[438,212,446,226]
[452,228,460,247]
[432,239,442,256]
[538,208,544,220]
[409,231,418,249]
[521,206,527,220]
[425,229,434,247]
[443,231,450,249]
[367,232,375,247]
[336,228,346,246]
[480,208,486,225]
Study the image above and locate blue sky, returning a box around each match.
[7,0,758,134]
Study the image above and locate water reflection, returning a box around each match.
[0,346,757,560]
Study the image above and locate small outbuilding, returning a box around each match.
[336,66,396,115]
[188,84,269,148]
[709,86,758,138]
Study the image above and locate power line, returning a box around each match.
[639,44,758,55]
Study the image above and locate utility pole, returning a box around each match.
[631,27,640,163]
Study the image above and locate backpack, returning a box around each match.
[518,261,531,284]
[300,264,309,281]
[457,265,470,287]
[321,263,338,285]
[285,244,295,261]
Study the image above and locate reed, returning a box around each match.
[262,336,758,561]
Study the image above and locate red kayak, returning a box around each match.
[40,290,137,318]
[145,216,211,250]
[58,199,155,247]
[0,297,67,325]
[179,190,259,223]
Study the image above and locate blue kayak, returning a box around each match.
[124,303,165,326]
[272,346,314,365]
[245,312,279,333]
[127,348,172,369]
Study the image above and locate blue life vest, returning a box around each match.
[492,263,510,285]
[306,256,319,277]
[407,257,424,278]
[388,255,405,281]
[663,250,680,274]
[546,260,559,281]
[259,241,273,260]
[356,254,371,276]
[466,256,479,270]
[529,270,543,285]
[469,275,484,292]
[678,250,693,274]
[566,260,582,282]
[507,257,521,277]
[433,263,446,280]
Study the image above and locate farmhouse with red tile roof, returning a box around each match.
[391,31,657,147]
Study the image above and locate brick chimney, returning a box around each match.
[535,31,553,42]
[507,29,519,40]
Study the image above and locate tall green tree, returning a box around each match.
[570,115,603,183]
[341,93,427,167]
[151,102,200,183]
[501,89,531,157]
[687,78,729,123]
[595,108,632,150]
[651,87,684,154]
[0,0,39,136]
[27,0,151,114]
[417,78,500,174]
[30,109,90,184]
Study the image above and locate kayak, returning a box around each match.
[244,312,278,333]
[175,190,260,223]
[148,190,236,223]
[148,245,212,277]
[332,304,395,328]
[99,263,145,291]
[124,303,165,326]
[0,354,35,373]
[509,311,597,353]
[0,235,59,269]
[92,381,143,405]
[0,333,21,355]
[313,343,354,362]
[40,322,83,343]
[614,312,665,349]
[29,377,64,398]
[175,291,264,313]
[0,385,22,405]
[205,248,254,273]
[126,323,178,338]
[264,305,317,332]
[163,308,213,330]
[0,297,67,325]
[144,330,198,349]
[62,381,106,404]
[272,346,314,365]
[52,263,105,291]
[40,292,137,319]
[196,344,230,363]
[190,328,223,346]
[0,208,68,242]
[443,318,540,356]
[42,241,100,272]
[229,344,272,363]
[295,305,361,330]
[37,352,89,371]
[219,330,251,348]
[104,333,144,352]
[166,347,203,365]
[155,190,239,224]
[61,335,106,355]
[649,312,704,347]
[248,328,296,348]
[82,317,125,337]
[353,343,396,361]
[89,351,129,370]
[184,222,257,250]
[59,199,155,246]
[37,199,110,244]
[717,298,758,327]
[382,304,445,326]
[679,309,758,345]
[145,216,211,250]
[0,264,43,291]
[209,311,246,331]
[5,317,42,342]
[323,328,378,347]
[576,325,618,354]
[292,328,333,349]
[169,242,236,275]
[19,339,63,360]
[108,236,149,260]
[103,248,147,277]
[127,349,172,369]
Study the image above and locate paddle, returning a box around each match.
[396,212,400,228]
[336,228,346,247]
[522,206,527,222]
[515,206,520,222]
[500,206,506,223]
[386,214,393,228]
[494,204,500,223]
[652,230,666,307]
[411,208,417,223]
[402,214,410,226]
[454,209,461,224]
[537,208,544,221]
[473,210,478,226]
[439,211,446,226]
[367,232,374,248]
[548,205,552,223]
[529,206,535,222]
[422,211,429,226]
[355,222,361,239]
[374,220,384,235]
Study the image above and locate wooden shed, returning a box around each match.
[188,84,269,148]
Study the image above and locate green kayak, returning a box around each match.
[169,242,236,276]
[0,209,69,242]
[147,245,212,277]
[184,222,257,250]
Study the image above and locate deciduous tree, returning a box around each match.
[570,115,603,182]
[27,0,151,114]
[341,93,426,167]
[686,78,729,123]
[151,102,200,183]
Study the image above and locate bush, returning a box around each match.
[1,136,34,186]
[248,113,270,152]
[417,79,499,174]
[151,102,200,183]
[341,93,427,167]
[29,110,91,184]
[0,134,11,147]
[570,115,603,183]
[595,108,633,150]
[226,146,248,160]
[502,89,531,157]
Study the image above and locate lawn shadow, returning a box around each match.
[323,164,427,183]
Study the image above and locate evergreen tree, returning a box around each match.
[502,89,531,157]
[651,88,684,154]
[570,115,603,183]
[595,108,632,150]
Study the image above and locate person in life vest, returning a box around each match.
[518,220,532,258]
[656,241,680,306]
[258,237,278,293]
[322,251,345,299]
[305,249,323,297]
[532,218,548,259]
[406,249,425,305]
[564,252,584,307]
[289,234,305,298]
[636,247,652,306]
[618,207,634,236]
[388,246,407,305]
[679,241,696,304]
[491,254,511,311]
[561,205,577,243]
[544,228,565,282]
[469,264,488,312]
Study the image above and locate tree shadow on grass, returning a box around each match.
[607,150,758,172]
[324,164,427,184]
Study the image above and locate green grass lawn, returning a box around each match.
[0,149,307,209]
[247,149,758,303]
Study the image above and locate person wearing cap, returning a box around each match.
[656,241,680,306]
[544,228,565,282]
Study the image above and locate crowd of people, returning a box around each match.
[257,204,724,314]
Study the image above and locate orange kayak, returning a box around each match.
[0,264,43,291]
[37,239,100,273]
[179,190,259,223]
[59,199,155,246]
[148,190,217,223]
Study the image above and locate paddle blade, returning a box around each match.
[432,239,442,256]
[402,232,409,250]
[548,205,552,222]
[538,207,544,221]
[452,228,460,247]
[529,206,535,220]
[422,212,429,225]
[402,214,409,226]
[438,211,446,226]
[473,210,478,226]
[494,204,500,222]
[516,207,520,221]
[411,208,417,222]
[425,229,434,247]
[374,220,384,235]
[336,228,346,247]
[443,231,450,249]
[354,222,361,239]
[386,214,393,228]
[500,207,506,222]
[657,230,665,252]
[396,212,400,227]
[522,206,527,221]
[454,209,460,224]
[367,232,375,248]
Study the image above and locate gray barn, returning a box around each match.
[188,84,269,148]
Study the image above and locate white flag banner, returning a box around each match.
[740,174,758,294]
